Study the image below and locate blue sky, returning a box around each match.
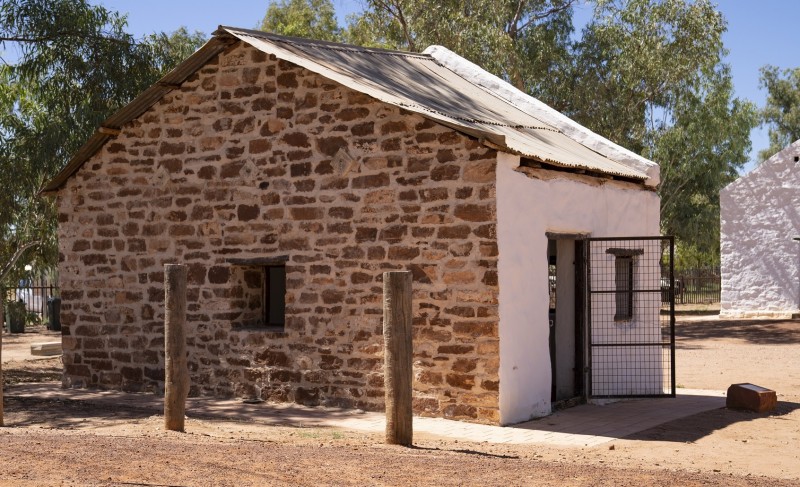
[93,0,800,173]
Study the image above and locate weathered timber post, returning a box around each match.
[0,294,4,426]
[164,264,189,432]
[383,271,413,446]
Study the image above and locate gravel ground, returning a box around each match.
[0,316,798,486]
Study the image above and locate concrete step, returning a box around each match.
[30,341,61,356]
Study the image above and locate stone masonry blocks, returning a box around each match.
[57,42,500,423]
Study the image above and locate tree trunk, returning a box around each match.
[164,265,188,432]
[383,271,413,446]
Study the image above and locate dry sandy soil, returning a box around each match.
[0,317,798,486]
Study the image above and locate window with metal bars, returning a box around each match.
[614,256,634,321]
[605,247,643,321]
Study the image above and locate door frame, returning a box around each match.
[546,232,589,408]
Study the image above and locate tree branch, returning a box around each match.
[392,2,416,52]
[371,0,417,51]
[0,32,133,46]
[0,240,40,283]
[515,0,577,34]
[508,0,525,39]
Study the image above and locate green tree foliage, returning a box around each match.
[567,0,757,257]
[565,0,729,152]
[758,65,800,161]
[260,0,343,42]
[652,68,756,253]
[0,0,205,285]
[346,0,575,95]
[144,28,208,77]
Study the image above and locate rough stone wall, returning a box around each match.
[57,42,501,423]
[720,141,800,318]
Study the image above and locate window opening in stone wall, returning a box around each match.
[226,256,288,330]
[264,265,286,328]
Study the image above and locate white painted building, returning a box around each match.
[496,155,663,421]
[720,141,800,319]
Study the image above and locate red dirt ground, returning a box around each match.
[0,316,798,486]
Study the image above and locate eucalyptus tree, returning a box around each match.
[0,0,205,287]
[758,65,800,161]
[261,0,343,41]
[566,0,758,258]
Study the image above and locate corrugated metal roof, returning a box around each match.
[42,26,651,193]
[224,27,648,181]
[424,45,659,184]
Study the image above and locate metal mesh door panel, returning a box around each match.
[587,237,675,398]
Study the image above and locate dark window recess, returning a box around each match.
[614,256,634,321]
[225,256,288,330]
[263,265,286,328]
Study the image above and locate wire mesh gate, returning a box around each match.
[586,237,675,398]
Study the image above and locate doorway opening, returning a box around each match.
[547,235,587,411]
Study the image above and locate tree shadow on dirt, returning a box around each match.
[2,360,62,385]
[623,400,800,443]
[4,396,155,429]
[676,319,800,345]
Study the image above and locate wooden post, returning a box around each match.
[0,294,4,427]
[164,264,188,432]
[383,271,412,446]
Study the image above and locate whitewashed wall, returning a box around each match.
[721,141,800,318]
[496,153,661,425]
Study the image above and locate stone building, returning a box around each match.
[721,141,800,319]
[44,27,665,425]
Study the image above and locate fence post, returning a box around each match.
[383,271,412,446]
[164,264,188,432]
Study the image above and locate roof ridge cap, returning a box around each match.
[218,25,433,59]
[424,44,660,187]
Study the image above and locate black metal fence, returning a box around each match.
[6,275,59,325]
[662,267,721,305]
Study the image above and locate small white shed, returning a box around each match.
[720,140,800,318]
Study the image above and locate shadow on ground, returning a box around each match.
[409,445,519,459]
[6,381,377,431]
[2,358,62,385]
[4,396,154,429]
[623,400,800,443]
[676,319,800,345]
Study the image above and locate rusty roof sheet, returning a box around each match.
[42,27,652,193]
[222,27,650,181]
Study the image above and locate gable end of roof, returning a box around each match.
[42,27,655,193]
[40,35,236,194]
